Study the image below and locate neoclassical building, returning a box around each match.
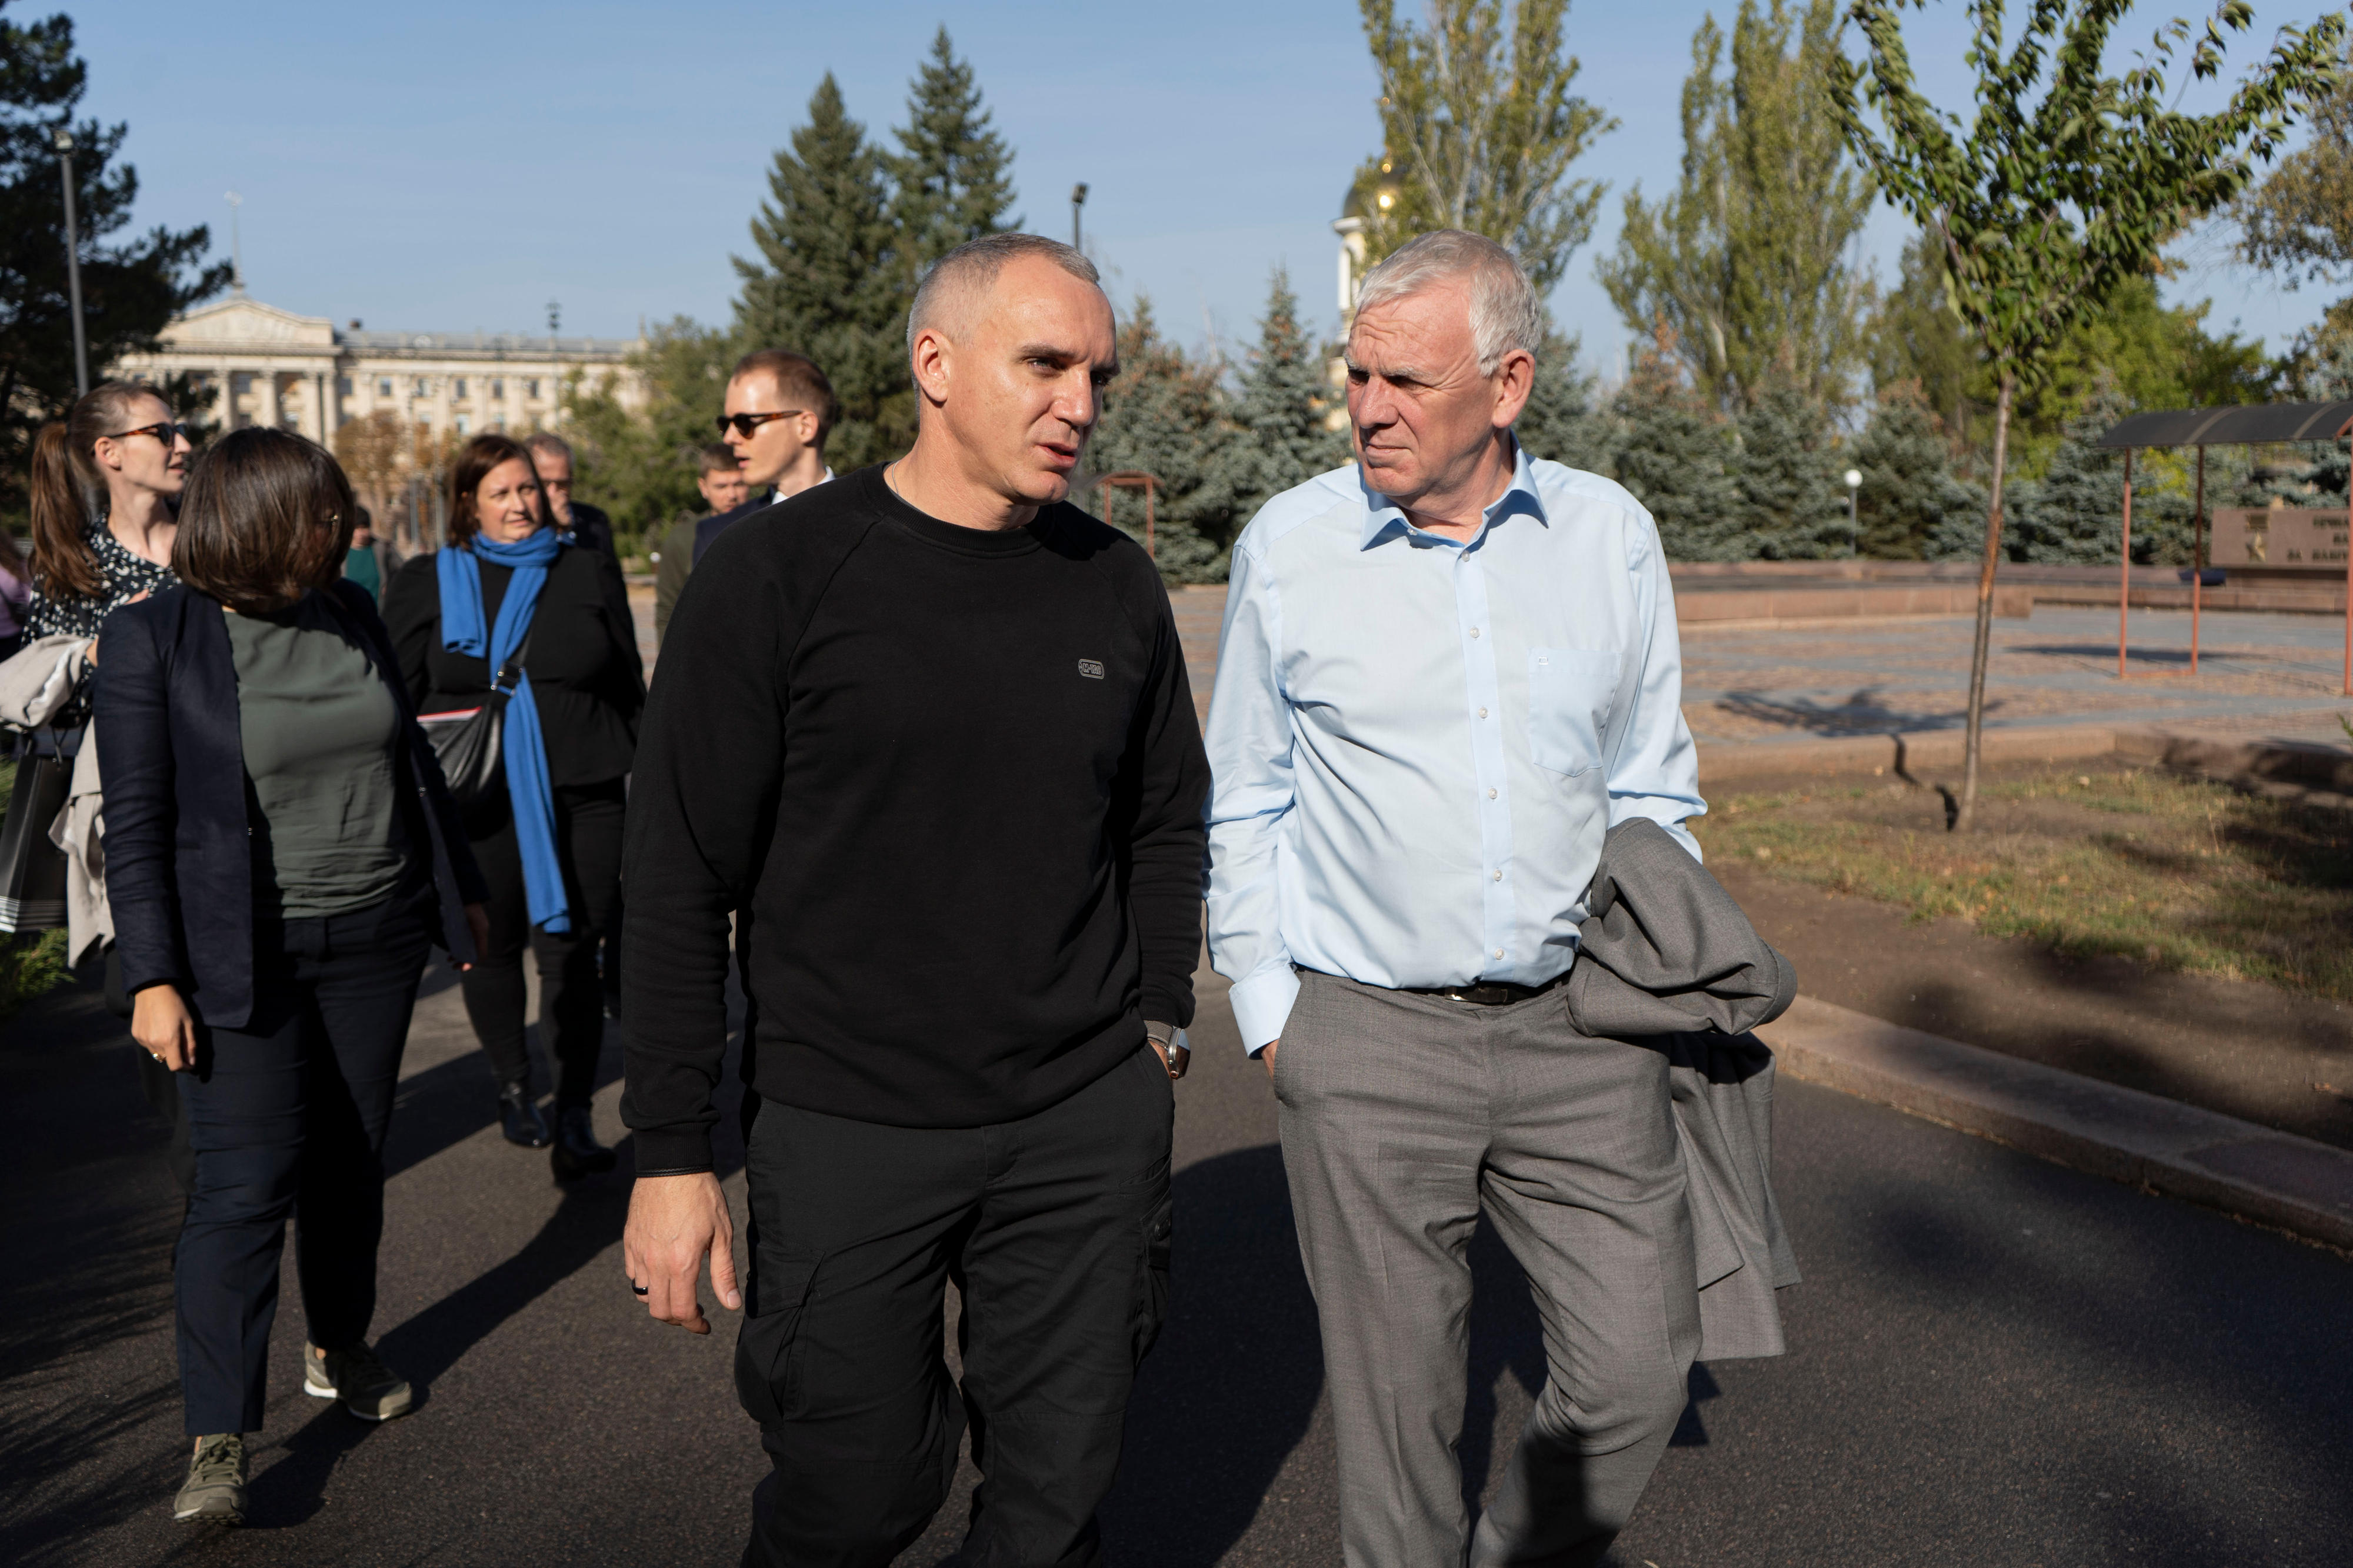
[114,295,648,443]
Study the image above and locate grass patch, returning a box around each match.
[0,755,74,1018]
[1695,764,2353,1000]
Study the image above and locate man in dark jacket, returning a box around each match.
[620,232,1206,1567]
[524,433,615,562]
[653,445,747,647]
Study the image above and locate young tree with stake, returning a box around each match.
[1830,0,2342,831]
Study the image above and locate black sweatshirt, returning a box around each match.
[620,465,1209,1170]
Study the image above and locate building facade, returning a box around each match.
[114,296,647,444]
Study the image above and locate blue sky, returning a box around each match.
[71,0,2334,378]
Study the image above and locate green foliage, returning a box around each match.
[1851,387,1985,559]
[1514,329,1613,473]
[563,318,736,552]
[0,4,231,515]
[1734,384,1852,558]
[1211,268,1350,525]
[1350,0,1615,290]
[1597,0,1874,412]
[888,27,1019,283]
[732,72,908,471]
[1605,332,1746,559]
[2232,42,2353,288]
[1869,233,1986,456]
[1080,300,1239,583]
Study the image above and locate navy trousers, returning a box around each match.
[174,883,434,1436]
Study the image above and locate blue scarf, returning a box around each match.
[438,528,570,933]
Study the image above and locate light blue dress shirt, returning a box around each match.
[1202,443,1707,1052]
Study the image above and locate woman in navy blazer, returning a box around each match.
[97,429,488,1526]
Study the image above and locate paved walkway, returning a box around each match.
[1159,588,2353,751]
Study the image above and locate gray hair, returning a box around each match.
[522,431,572,466]
[1352,229,1542,376]
[908,232,1103,353]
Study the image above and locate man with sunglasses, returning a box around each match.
[691,349,836,569]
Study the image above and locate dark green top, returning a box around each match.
[225,592,410,919]
[342,541,383,602]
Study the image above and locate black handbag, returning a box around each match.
[0,727,73,933]
[417,633,529,813]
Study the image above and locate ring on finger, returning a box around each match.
[631,1282,649,1297]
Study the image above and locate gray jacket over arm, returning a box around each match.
[1569,817,1802,1361]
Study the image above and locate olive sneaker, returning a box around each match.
[174,1433,246,1523]
[303,1340,414,1421]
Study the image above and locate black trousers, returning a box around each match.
[459,778,624,1106]
[737,1045,1175,1568]
[175,883,434,1434]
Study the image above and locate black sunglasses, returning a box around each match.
[106,421,200,446]
[715,409,805,439]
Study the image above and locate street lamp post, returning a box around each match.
[1844,467,1863,558]
[1071,183,1088,252]
[54,129,89,396]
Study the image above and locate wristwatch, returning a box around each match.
[1144,1020,1191,1080]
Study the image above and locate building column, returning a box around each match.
[218,362,235,429]
[313,370,331,443]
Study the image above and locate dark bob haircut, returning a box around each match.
[444,432,545,545]
[173,427,354,614]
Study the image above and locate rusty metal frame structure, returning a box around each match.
[2098,401,2353,695]
[1098,471,1159,560]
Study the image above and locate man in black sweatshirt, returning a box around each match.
[619,232,1208,1567]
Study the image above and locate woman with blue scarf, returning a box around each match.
[385,435,644,1179]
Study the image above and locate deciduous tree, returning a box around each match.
[1830,0,2341,829]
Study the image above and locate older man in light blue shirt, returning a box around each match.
[1204,231,1712,1567]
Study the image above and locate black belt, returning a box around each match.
[1400,973,1568,1007]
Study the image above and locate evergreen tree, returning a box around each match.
[1851,385,1985,559]
[1215,268,1349,524]
[1607,326,1745,559]
[1514,329,1614,473]
[732,74,909,470]
[1732,383,1850,558]
[1597,0,1874,412]
[889,28,1018,283]
[1,5,229,516]
[562,317,738,551]
[1081,299,1237,583]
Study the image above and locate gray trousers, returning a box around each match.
[1275,971,1700,1568]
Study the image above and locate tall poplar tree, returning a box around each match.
[733,74,908,469]
[1597,0,1874,412]
[1350,0,1615,290]
[1832,0,2341,830]
[889,28,1018,284]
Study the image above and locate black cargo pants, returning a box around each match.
[736,1043,1175,1568]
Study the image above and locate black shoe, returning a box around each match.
[499,1082,551,1148]
[551,1106,617,1180]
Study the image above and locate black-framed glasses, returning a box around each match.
[105,421,199,446]
[715,409,805,439]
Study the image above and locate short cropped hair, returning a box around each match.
[444,433,543,545]
[906,232,1102,355]
[730,349,837,453]
[695,442,738,475]
[173,428,354,614]
[1353,229,1543,376]
[522,431,572,469]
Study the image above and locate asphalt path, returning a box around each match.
[3,951,2349,1567]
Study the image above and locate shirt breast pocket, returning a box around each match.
[1527,648,1623,778]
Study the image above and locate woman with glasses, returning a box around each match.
[384,434,642,1178]
[24,381,194,652]
[99,428,488,1524]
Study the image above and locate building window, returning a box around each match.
[414,378,431,397]
[378,378,393,398]
[337,376,354,396]
[453,377,469,401]
[525,378,541,399]
[454,415,472,436]
[489,378,504,399]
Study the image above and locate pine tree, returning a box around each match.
[1081,299,1237,583]
[1515,329,1614,473]
[889,29,1018,283]
[1216,268,1349,524]
[1608,326,1745,559]
[1,8,229,515]
[1733,383,1851,558]
[1851,385,1984,559]
[732,74,909,470]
